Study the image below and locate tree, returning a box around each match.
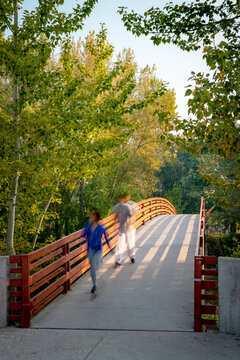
[119,1,240,158]
[0,0,99,253]
[199,155,240,232]
[154,150,209,214]
[1,26,170,253]
[55,46,176,227]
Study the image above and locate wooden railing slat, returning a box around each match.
[201,280,216,290]
[30,248,63,271]
[201,305,216,315]
[30,286,64,317]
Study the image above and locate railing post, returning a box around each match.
[149,200,152,220]
[21,255,31,328]
[63,243,70,293]
[194,256,202,332]
[142,203,145,225]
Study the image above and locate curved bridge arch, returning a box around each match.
[9,197,177,328]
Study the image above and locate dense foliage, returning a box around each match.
[0,1,239,256]
[206,234,240,258]
[0,1,176,254]
[154,151,209,214]
[119,0,240,158]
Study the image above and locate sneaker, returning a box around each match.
[114,261,121,268]
[131,258,135,264]
[91,285,97,293]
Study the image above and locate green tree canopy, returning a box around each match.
[119,0,240,158]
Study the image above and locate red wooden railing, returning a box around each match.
[9,197,177,328]
[194,197,217,332]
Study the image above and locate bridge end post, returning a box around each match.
[21,255,31,328]
[141,203,145,225]
[194,256,202,332]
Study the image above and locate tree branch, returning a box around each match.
[0,103,14,116]
[32,194,53,250]
[22,116,78,149]
[0,2,14,33]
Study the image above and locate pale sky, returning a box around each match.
[22,0,209,119]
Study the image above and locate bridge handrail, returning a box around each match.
[194,197,217,332]
[8,197,177,328]
[195,197,205,257]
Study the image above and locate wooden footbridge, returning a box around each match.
[8,197,217,332]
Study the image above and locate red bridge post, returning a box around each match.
[194,256,202,332]
[21,255,31,328]
[142,203,145,225]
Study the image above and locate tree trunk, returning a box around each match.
[230,222,236,234]
[108,169,120,201]
[55,220,58,239]
[78,180,85,228]
[7,163,19,254]
[7,1,19,255]
[32,195,53,249]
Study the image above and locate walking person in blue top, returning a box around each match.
[83,210,112,294]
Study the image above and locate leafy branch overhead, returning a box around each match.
[119,1,240,50]
[119,0,240,158]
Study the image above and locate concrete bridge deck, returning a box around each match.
[31,214,199,331]
[2,214,240,360]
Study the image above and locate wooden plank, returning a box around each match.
[69,251,87,268]
[202,280,216,290]
[107,226,119,239]
[30,286,64,317]
[9,315,22,321]
[202,318,217,325]
[201,294,216,301]
[202,269,217,276]
[9,291,22,298]
[28,239,69,262]
[9,255,22,263]
[100,214,115,226]
[9,302,22,311]
[69,258,89,278]
[28,230,83,262]
[77,242,88,255]
[69,245,87,262]
[202,256,216,265]
[70,263,91,284]
[30,256,67,285]
[30,248,63,271]
[30,274,66,308]
[30,267,64,294]
[9,268,22,273]
[9,279,22,287]
[69,237,84,250]
[201,305,216,314]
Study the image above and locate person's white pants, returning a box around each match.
[116,228,136,264]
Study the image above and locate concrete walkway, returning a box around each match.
[31,214,199,331]
[1,214,240,359]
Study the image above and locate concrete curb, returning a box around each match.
[0,256,9,328]
[219,257,240,335]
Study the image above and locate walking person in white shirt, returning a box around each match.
[113,193,136,267]
[126,194,139,264]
